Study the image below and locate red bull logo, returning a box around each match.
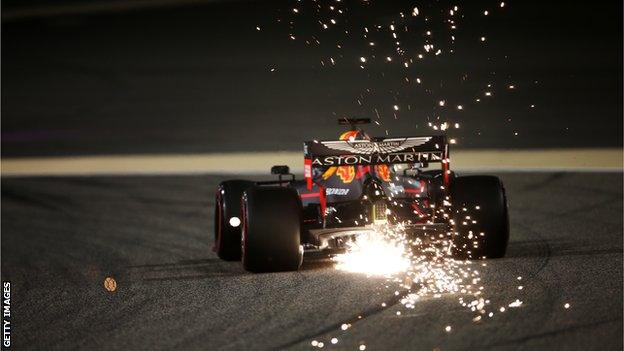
[375,164,391,182]
[339,130,360,141]
[336,165,355,183]
[323,130,360,183]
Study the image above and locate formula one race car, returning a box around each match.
[213,118,509,272]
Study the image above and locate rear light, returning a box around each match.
[372,201,388,224]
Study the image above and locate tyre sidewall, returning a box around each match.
[451,176,509,258]
[242,186,302,272]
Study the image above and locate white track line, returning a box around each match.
[1,149,622,177]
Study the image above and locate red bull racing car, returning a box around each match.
[214,119,509,272]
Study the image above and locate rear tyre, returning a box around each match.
[450,176,509,259]
[242,186,303,273]
[214,180,254,261]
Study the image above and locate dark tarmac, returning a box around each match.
[1,172,622,350]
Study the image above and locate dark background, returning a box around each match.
[1,3,622,350]
[2,0,622,157]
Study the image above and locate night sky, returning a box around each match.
[2,0,622,156]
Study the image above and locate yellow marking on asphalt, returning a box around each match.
[450,149,623,171]
[1,149,621,177]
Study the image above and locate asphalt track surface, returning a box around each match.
[1,172,622,350]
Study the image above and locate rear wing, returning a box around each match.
[303,135,450,187]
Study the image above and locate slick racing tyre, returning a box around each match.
[450,176,509,259]
[242,186,303,273]
[214,180,255,261]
